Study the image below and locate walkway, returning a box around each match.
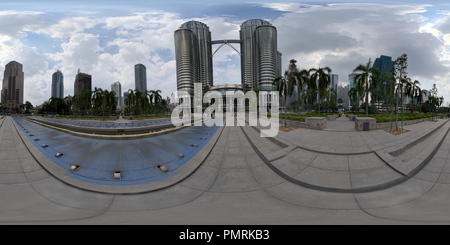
[1,115,450,224]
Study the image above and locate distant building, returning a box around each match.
[111,81,122,107]
[174,19,281,95]
[135,64,147,92]
[51,70,64,99]
[337,84,350,109]
[123,91,129,106]
[348,73,360,107]
[240,19,280,91]
[74,70,92,95]
[372,55,394,103]
[1,61,24,111]
[330,74,338,102]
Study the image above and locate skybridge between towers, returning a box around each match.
[211,39,241,56]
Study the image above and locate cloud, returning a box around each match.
[40,16,98,38]
[0,11,45,38]
[273,3,450,90]
[2,2,450,107]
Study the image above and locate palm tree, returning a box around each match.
[273,70,294,126]
[64,95,73,115]
[309,66,332,116]
[353,58,379,117]
[125,89,135,115]
[80,89,92,114]
[92,87,103,115]
[295,68,309,113]
[150,89,162,113]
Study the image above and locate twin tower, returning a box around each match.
[174,19,282,95]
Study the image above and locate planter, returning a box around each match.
[355,117,376,131]
[305,117,327,130]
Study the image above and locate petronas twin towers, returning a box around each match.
[174,19,281,95]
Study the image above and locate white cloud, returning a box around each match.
[40,16,98,38]
[1,2,450,106]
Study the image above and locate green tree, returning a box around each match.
[353,58,379,117]
[273,70,294,126]
[309,66,332,116]
[393,53,408,131]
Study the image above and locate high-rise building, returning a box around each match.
[1,61,24,110]
[134,64,147,92]
[74,70,92,95]
[240,19,280,91]
[337,84,349,109]
[348,73,359,107]
[51,70,64,99]
[111,81,122,107]
[330,74,338,93]
[123,91,129,106]
[174,19,281,95]
[174,21,213,94]
[372,55,394,103]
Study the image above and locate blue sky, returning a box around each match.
[1,0,450,106]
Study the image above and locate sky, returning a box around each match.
[1,0,450,106]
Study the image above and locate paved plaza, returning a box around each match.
[1,114,450,224]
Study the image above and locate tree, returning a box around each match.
[353,58,379,117]
[309,66,332,116]
[273,70,294,126]
[64,95,73,115]
[405,79,421,113]
[393,53,408,131]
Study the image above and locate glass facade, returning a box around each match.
[255,25,278,91]
[175,21,212,94]
[111,81,122,107]
[51,70,64,99]
[372,55,394,103]
[1,61,24,110]
[134,63,147,92]
[174,19,280,95]
[174,28,199,95]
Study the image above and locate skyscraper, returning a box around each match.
[51,70,64,99]
[74,70,92,95]
[135,63,147,92]
[348,73,359,107]
[240,19,280,91]
[1,61,24,110]
[372,55,394,103]
[174,19,281,95]
[330,74,338,93]
[174,21,213,94]
[111,81,122,107]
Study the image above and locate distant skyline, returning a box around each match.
[1,0,450,106]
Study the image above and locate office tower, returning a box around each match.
[174,21,213,94]
[123,91,129,106]
[348,73,359,107]
[174,19,281,95]
[134,64,147,92]
[74,70,92,95]
[111,81,122,107]
[1,61,24,110]
[331,74,338,92]
[240,19,280,91]
[372,55,394,103]
[51,70,64,99]
[337,84,349,109]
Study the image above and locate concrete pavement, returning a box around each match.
[1,114,450,224]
